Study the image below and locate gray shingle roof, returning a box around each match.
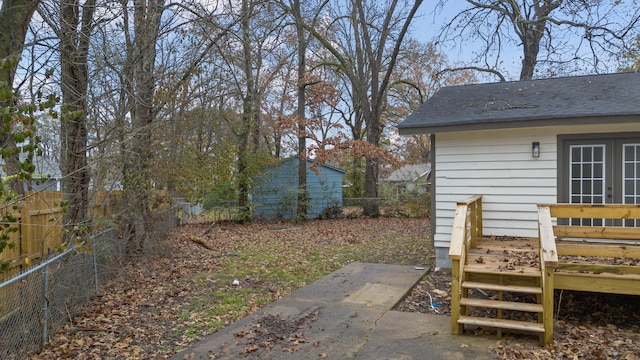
[397,72,640,134]
[381,163,431,182]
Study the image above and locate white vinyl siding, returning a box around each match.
[433,123,640,251]
[434,128,556,248]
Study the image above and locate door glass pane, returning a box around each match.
[569,144,606,225]
[594,163,603,177]
[572,146,580,159]
[622,144,640,226]
[625,144,635,159]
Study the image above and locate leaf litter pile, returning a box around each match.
[33,217,431,359]
[234,309,320,356]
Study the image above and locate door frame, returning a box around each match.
[558,132,640,204]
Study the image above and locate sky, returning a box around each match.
[410,2,523,81]
[408,1,639,82]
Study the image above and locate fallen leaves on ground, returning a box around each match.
[397,271,640,359]
[234,310,319,356]
[32,217,431,359]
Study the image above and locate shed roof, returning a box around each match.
[278,156,345,174]
[397,72,640,134]
[381,163,430,182]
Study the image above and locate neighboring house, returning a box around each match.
[252,157,345,220]
[380,163,431,196]
[397,72,640,269]
[0,154,62,192]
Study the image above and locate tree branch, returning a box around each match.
[439,66,506,82]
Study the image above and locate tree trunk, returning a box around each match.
[519,22,545,80]
[362,110,380,217]
[356,0,423,217]
[0,0,40,194]
[236,132,251,221]
[235,0,259,223]
[121,0,163,254]
[59,0,94,234]
[0,134,23,194]
[294,0,307,221]
[0,0,39,86]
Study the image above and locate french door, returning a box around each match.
[561,134,640,226]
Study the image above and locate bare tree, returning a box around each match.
[437,0,640,80]
[385,40,474,163]
[276,0,329,220]
[620,34,640,72]
[209,0,292,221]
[386,40,475,124]
[58,0,95,234]
[308,0,423,216]
[119,0,165,253]
[292,0,309,221]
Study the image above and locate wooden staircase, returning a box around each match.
[449,195,550,344]
[457,267,545,340]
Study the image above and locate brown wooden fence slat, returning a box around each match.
[1,191,122,274]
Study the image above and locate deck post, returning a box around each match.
[450,258,461,335]
[538,205,559,345]
[449,196,482,336]
[449,202,471,335]
[476,197,483,243]
[469,206,476,249]
[542,267,554,344]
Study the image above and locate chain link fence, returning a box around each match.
[0,202,199,359]
[343,194,431,218]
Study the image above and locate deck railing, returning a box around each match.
[449,194,483,334]
[447,201,640,344]
[538,203,640,343]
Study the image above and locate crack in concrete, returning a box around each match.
[351,307,389,359]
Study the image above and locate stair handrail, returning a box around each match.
[449,195,483,335]
[537,205,558,266]
[537,205,558,344]
[449,195,483,260]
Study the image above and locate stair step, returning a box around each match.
[460,298,543,312]
[458,315,545,333]
[462,281,542,294]
[464,264,541,277]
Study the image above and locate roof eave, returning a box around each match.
[397,114,640,135]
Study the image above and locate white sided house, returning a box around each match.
[397,72,640,269]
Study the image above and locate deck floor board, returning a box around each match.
[465,236,640,289]
[466,237,540,276]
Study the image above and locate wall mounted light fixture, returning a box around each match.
[532,142,540,158]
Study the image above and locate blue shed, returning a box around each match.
[252,157,345,220]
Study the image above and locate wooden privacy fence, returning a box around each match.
[0,191,120,280]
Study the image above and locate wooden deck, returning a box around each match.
[449,196,640,345]
[468,236,640,294]
[467,236,539,276]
